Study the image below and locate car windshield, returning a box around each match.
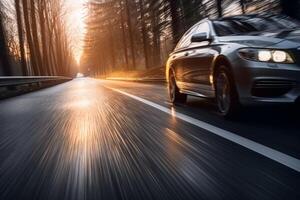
[213,15,300,36]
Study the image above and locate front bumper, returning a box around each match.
[233,58,300,105]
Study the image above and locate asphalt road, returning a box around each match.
[0,78,299,200]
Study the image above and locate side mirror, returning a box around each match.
[191,33,212,43]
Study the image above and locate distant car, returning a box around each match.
[166,14,300,117]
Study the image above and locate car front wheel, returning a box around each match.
[215,66,240,118]
[168,72,187,104]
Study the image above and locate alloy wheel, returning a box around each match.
[216,72,231,114]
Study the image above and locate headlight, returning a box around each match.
[272,50,287,62]
[238,48,294,63]
[258,50,272,62]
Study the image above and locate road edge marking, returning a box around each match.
[106,86,300,173]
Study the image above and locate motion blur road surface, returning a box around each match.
[0,78,299,200]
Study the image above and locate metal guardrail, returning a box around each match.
[0,76,72,87]
[0,76,72,99]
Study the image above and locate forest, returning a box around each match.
[0,0,75,76]
[81,0,299,77]
[0,0,299,77]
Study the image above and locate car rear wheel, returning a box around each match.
[215,66,240,118]
[168,72,187,104]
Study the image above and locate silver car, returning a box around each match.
[166,14,300,117]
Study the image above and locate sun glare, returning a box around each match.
[76,73,84,78]
[66,0,88,65]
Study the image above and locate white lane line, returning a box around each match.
[106,86,300,173]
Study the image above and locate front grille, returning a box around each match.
[252,79,296,97]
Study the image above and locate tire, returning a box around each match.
[168,71,187,104]
[215,66,240,118]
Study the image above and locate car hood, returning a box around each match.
[219,29,300,48]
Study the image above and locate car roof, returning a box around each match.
[196,14,268,25]
[210,13,285,22]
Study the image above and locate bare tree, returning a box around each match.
[138,0,149,69]
[30,0,43,74]
[22,0,39,75]
[15,0,28,75]
[0,9,12,75]
[124,0,136,70]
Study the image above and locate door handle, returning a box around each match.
[184,52,189,56]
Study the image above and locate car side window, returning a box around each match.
[175,25,199,50]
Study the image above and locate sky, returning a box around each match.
[65,0,88,64]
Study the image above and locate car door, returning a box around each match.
[182,22,216,97]
[171,25,199,90]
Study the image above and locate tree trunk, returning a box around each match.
[216,0,222,18]
[108,19,116,72]
[38,0,50,75]
[168,0,182,44]
[0,13,12,75]
[54,27,62,75]
[150,4,161,67]
[119,0,129,70]
[15,0,28,75]
[46,17,58,75]
[30,0,43,75]
[240,0,245,14]
[124,0,136,70]
[138,0,150,69]
[22,0,39,75]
